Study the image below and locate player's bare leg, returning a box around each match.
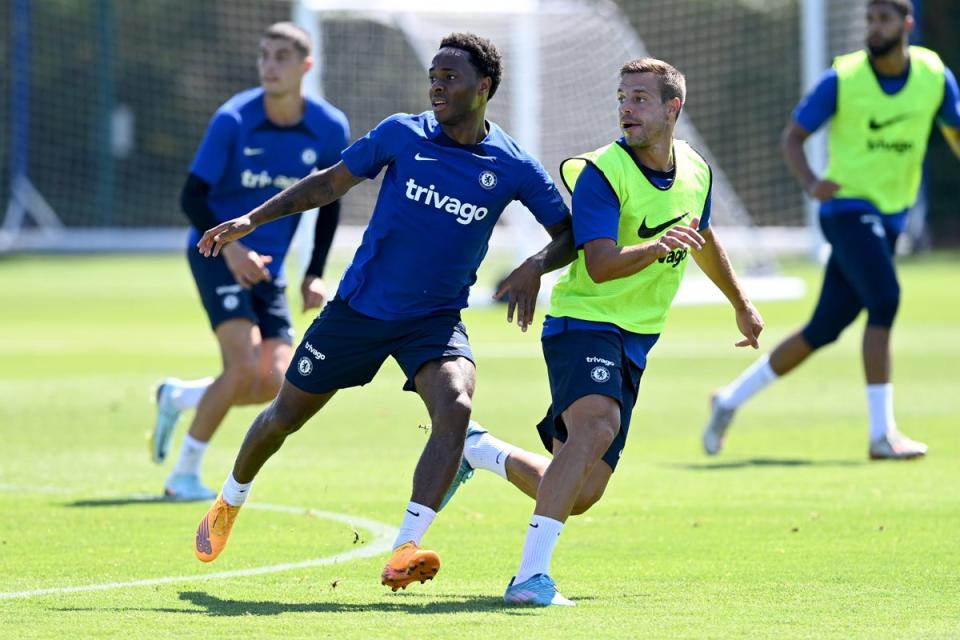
[503,395,616,606]
[381,356,474,591]
[232,382,336,483]
[502,448,548,500]
[441,420,615,517]
[768,330,814,376]
[534,395,617,522]
[164,319,272,500]
[189,321,275,443]
[863,325,891,384]
[194,382,335,562]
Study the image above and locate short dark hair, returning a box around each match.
[619,58,687,111]
[263,22,312,58]
[439,32,503,99]
[867,0,914,17]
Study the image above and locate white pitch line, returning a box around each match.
[0,485,398,601]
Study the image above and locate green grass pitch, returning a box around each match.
[1,252,958,638]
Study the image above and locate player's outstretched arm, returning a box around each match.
[198,162,363,257]
[691,228,763,349]
[583,218,705,284]
[495,217,575,332]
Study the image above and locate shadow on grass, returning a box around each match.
[64,495,177,508]
[55,590,592,616]
[668,458,865,470]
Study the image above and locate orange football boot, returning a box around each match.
[380,541,441,591]
[194,493,241,563]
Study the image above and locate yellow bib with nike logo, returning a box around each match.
[549,140,711,334]
[824,46,944,214]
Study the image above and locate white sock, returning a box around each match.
[392,501,437,549]
[464,430,516,480]
[170,433,208,476]
[221,472,253,507]
[715,354,778,409]
[169,377,214,411]
[515,514,564,583]
[867,383,895,442]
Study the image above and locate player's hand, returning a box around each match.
[652,216,704,257]
[494,259,543,333]
[806,179,841,202]
[197,215,256,257]
[734,300,764,349]
[301,275,327,313]
[221,242,272,288]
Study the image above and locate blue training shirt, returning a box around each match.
[542,138,713,368]
[793,61,960,218]
[337,112,569,320]
[187,87,350,276]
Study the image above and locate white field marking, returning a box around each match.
[0,485,398,601]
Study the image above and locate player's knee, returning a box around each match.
[259,398,308,437]
[568,419,617,461]
[250,370,284,404]
[222,358,261,394]
[591,418,618,452]
[431,393,472,433]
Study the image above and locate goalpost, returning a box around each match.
[290,0,805,304]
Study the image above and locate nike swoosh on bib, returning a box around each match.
[868,114,911,130]
[414,152,438,161]
[637,212,689,239]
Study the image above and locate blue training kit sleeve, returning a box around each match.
[341,115,402,179]
[189,111,240,186]
[938,66,960,127]
[517,157,571,228]
[570,163,621,248]
[698,185,713,231]
[793,68,838,133]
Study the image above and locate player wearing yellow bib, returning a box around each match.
[703,0,960,460]
[440,58,763,606]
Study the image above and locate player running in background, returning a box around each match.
[191,33,575,593]
[442,58,763,606]
[702,0,960,460]
[151,22,350,500]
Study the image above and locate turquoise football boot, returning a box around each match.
[503,574,575,606]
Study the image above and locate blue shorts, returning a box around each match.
[286,297,474,395]
[802,210,903,349]
[187,248,293,342]
[536,330,645,472]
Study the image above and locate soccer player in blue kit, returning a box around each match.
[191,33,575,592]
[703,0,960,460]
[151,22,350,500]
